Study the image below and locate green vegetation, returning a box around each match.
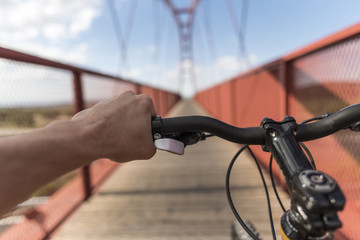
[0,105,74,128]
[0,105,78,196]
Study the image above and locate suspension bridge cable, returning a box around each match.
[240,0,249,67]
[225,0,250,69]
[121,0,137,71]
[107,0,126,74]
[152,0,160,63]
[195,2,215,89]
[107,0,138,74]
[152,0,166,65]
[203,1,217,61]
[152,0,168,87]
[162,5,177,90]
[193,4,206,88]
[240,0,249,40]
[165,12,174,71]
[124,0,137,51]
[202,1,222,87]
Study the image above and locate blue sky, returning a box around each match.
[1,0,360,98]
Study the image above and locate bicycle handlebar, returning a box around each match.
[159,116,265,144]
[156,103,360,144]
[151,103,360,239]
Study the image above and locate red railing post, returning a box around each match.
[73,71,92,199]
[230,79,237,125]
[154,89,161,115]
[135,83,142,94]
[279,60,289,117]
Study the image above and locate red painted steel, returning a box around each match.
[284,22,360,61]
[0,47,131,84]
[0,160,118,240]
[72,71,92,200]
[163,0,199,24]
[195,22,360,239]
[287,34,360,238]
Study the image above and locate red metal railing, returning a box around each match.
[0,47,180,239]
[195,22,360,239]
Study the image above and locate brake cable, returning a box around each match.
[227,114,330,240]
[226,145,276,240]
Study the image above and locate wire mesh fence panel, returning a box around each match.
[0,59,74,136]
[289,34,360,240]
[0,58,82,237]
[195,31,360,239]
[82,73,136,107]
[0,46,181,239]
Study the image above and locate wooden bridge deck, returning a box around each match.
[53,100,289,240]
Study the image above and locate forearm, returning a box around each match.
[0,91,157,216]
[0,120,94,215]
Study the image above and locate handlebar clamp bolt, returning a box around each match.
[269,130,276,137]
[153,133,162,140]
[293,128,298,136]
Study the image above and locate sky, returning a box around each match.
[1,0,360,100]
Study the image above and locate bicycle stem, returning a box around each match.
[261,116,345,239]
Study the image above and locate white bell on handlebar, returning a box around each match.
[154,138,185,155]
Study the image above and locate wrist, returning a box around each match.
[46,119,99,166]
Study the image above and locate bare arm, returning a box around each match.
[0,91,157,215]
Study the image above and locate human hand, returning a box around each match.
[71,91,157,162]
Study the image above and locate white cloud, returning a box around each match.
[214,54,260,73]
[125,68,142,79]
[43,23,66,40]
[119,53,261,97]
[0,0,102,65]
[70,7,100,35]
[215,56,239,71]
[1,0,101,40]
[192,54,260,91]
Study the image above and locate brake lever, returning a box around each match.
[151,116,206,155]
[154,138,185,155]
[153,132,205,155]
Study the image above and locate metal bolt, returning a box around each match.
[311,174,324,184]
[153,133,162,140]
[293,128,298,136]
[269,130,276,137]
